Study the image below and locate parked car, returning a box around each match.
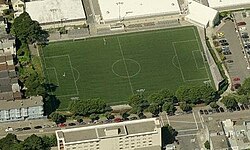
[215,108,220,113]
[34,126,42,129]
[5,127,13,132]
[199,110,204,115]
[236,106,241,111]
[68,123,76,126]
[58,123,67,128]
[221,42,229,46]
[219,107,225,112]
[129,117,138,120]
[208,109,213,114]
[219,39,227,43]
[243,104,249,109]
[240,105,245,110]
[227,60,234,63]
[23,127,31,130]
[204,110,209,115]
[237,21,246,26]
[15,128,23,132]
[114,118,122,123]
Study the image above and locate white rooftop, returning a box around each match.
[25,0,86,24]
[98,0,180,22]
[186,0,218,27]
[208,0,250,9]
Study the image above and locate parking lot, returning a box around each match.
[217,19,250,87]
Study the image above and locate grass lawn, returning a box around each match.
[41,26,213,110]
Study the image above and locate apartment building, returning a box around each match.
[55,118,162,150]
[0,96,44,122]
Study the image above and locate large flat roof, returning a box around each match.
[25,0,86,24]
[186,0,218,27]
[0,96,43,110]
[207,0,250,9]
[97,0,180,22]
[56,118,161,144]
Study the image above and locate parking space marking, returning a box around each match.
[178,128,198,132]
[177,133,198,137]
[198,111,204,129]
[192,112,199,130]
[166,113,170,125]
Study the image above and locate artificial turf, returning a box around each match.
[41,26,213,110]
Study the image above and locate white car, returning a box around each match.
[5,127,13,132]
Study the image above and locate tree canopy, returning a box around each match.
[11,12,48,44]
[162,102,176,115]
[0,134,56,150]
[162,124,178,146]
[49,112,66,124]
[69,98,110,116]
[221,95,238,109]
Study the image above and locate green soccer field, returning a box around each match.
[41,26,213,109]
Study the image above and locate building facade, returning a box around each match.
[0,96,44,122]
[55,118,162,150]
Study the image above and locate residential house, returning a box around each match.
[0,96,44,122]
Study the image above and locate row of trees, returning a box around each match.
[11,12,60,115]
[0,133,56,150]
[128,84,217,115]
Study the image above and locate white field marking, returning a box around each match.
[165,112,171,126]
[192,50,205,70]
[173,40,210,82]
[57,93,79,98]
[44,54,69,59]
[172,39,197,44]
[185,78,209,82]
[72,67,80,82]
[177,133,198,137]
[67,55,79,95]
[171,55,180,69]
[192,27,210,81]
[40,48,54,95]
[172,43,186,82]
[46,67,60,86]
[45,55,79,96]
[192,112,199,130]
[117,37,134,95]
[119,26,195,38]
[198,111,204,129]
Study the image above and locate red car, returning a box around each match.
[114,118,122,123]
[237,22,246,26]
[58,123,67,127]
[233,77,240,81]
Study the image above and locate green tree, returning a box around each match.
[210,102,219,109]
[238,77,250,95]
[0,133,22,150]
[162,124,178,146]
[180,103,192,112]
[204,140,210,149]
[69,98,109,116]
[104,112,115,120]
[11,12,48,44]
[236,95,250,105]
[176,86,201,104]
[199,85,217,104]
[147,103,159,116]
[128,94,149,113]
[41,134,57,148]
[89,114,99,121]
[49,112,66,124]
[121,112,130,120]
[158,89,176,103]
[22,134,45,150]
[162,102,176,115]
[148,92,164,106]
[221,95,238,109]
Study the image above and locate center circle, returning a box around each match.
[112,59,141,78]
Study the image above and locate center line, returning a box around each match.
[117,37,134,94]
